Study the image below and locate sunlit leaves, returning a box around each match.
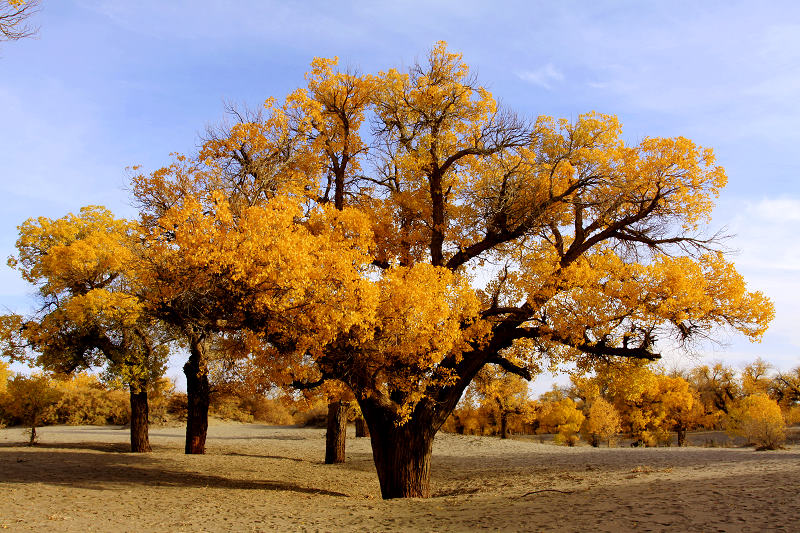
[131,41,772,431]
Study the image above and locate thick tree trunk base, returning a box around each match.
[325,401,347,464]
[129,386,152,453]
[367,416,435,499]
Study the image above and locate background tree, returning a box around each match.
[3,206,169,452]
[772,367,800,423]
[132,43,773,498]
[741,358,772,396]
[4,373,61,444]
[581,396,621,447]
[726,393,786,450]
[538,397,585,446]
[131,151,374,454]
[688,363,741,426]
[657,374,701,446]
[472,366,533,438]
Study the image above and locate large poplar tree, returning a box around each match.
[134,43,773,497]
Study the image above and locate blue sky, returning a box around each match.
[1,1,798,390]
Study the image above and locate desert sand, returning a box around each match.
[1,422,798,532]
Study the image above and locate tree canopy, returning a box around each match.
[1,206,169,451]
[129,42,772,497]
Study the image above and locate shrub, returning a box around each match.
[52,373,129,425]
[727,393,786,450]
[166,392,188,420]
[210,393,253,422]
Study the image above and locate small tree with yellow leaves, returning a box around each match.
[4,374,61,445]
[581,397,621,447]
[727,393,785,450]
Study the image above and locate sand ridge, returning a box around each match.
[1,423,798,532]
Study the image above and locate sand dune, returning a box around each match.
[1,423,798,532]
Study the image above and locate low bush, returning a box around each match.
[727,393,786,450]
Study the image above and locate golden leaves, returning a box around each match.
[123,42,773,427]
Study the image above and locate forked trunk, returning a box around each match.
[129,384,151,453]
[366,414,436,498]
[325,400,347,464]
[184,336,209,454]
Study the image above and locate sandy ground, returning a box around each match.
[1,423,798,532]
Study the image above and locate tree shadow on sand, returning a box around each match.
[0,440,134,453]
[0,448,349,496]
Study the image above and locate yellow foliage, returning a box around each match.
[128,42,773,442]
[727,393,785,450]
[581,397,621,447]
[538,398,584,446]
[0,361,10,394]
[6,206,167,387]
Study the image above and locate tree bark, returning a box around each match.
[184,335,209,454]
[366,414,435,498]
[500,411,509,439]
[355,416,369,438]
[325,400,347,464]
[129,384,151,453]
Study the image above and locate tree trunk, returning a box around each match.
[366,415,435,499]
[355,416,369,438]
[359,399,437,499]
[677,427,687,447]
[500,411,509,439]
[184,336,209,454]
[129,384,151,453]
[27,425,37,446]
[325,400,347,464]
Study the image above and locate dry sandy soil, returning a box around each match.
[1,422,798,532]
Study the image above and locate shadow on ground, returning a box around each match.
[0,448,348,497]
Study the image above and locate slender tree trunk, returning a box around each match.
[184,335,209,454]
[355,416,369,438]
[677,427,687,447]
[129,384,151,453]
[325,400,347,464]
[28,425,37,446]
[366,414,436,499]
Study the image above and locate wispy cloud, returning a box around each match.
[748,197,800,223]
[516,63,564,90]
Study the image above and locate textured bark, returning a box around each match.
[129,385,151,453]
[355,417,369,438]
[325,401,347,464]
[367,415,435,498]
[184,336,209,454]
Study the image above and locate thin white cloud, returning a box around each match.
[748,197,800,223]
[517,63,564,90]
